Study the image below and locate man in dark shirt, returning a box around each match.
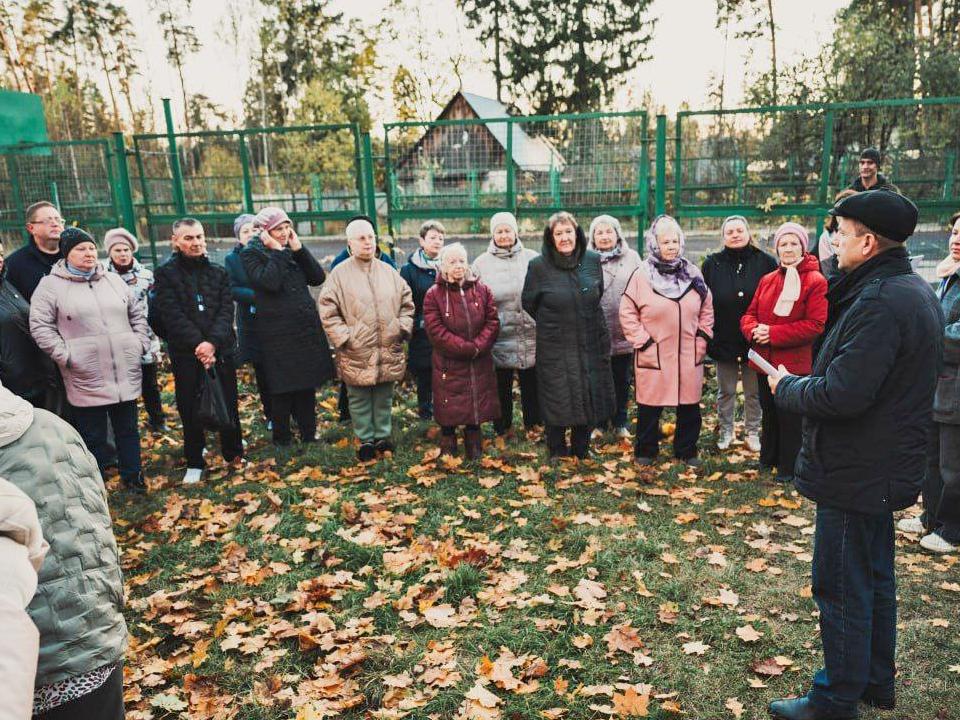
[847,148,899,193]
[4,201,64,301]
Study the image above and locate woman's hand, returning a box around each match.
[288,230,302,251]
[261,231,282,250]
[752,323,770,345]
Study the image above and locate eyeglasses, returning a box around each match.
[30,217,65,226]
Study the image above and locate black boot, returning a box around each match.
[123,473,147,493]
[357,441,376,461]
[464,427,482,460]
[374,438,394,454]
[768,697,857,720]
[439,433,458,456]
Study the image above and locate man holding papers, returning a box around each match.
[766,190,943,720]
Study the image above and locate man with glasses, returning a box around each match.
[5,201,65,301]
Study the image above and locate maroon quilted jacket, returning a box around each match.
[423,274,501,427]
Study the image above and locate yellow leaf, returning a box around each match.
[725,697,745,718]
[612,687,650,717]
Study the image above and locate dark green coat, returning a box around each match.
[521,228,615,427]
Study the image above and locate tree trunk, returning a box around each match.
[493,1,502,103]
[766,0,777,103]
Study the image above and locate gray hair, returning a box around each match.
[439,242,468,265]
[653,216,682,241]
[346,218,375,241]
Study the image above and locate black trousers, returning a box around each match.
[545,424,590,457]
[636,403,701,459]
[337,381,350,421]
[598,353,632,429]
[442,423,479,435]
[758,376,803,478]
[272,387,316,444]
[38,664,124,720]
[171,354,243,469]
[494,367,540,434]
[253,361,273,420]
[140,362,166,423]
[414,365,433,418]
[73,400,141,483]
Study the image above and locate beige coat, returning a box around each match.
[0,477,48,720]
[317,256,414,386]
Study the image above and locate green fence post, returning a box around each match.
[506,120,516,212]
[943,151,956,200]
[239,132,254,212]
[361,133,377,226]
[162,98,187,216]
[111,132,138,230]
[383,129,395,237]
[638,115,649,231]
[4,152,28,245]
[817,109,835,238]
[352,126,365,217]
[654,115,667,218]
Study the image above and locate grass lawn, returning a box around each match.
[112,368,960,720]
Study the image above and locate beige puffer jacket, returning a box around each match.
[318,256,414,386]
[0,477,48,720]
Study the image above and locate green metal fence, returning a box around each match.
[0,135,134,248]
[383,110,649,232]
[130,100,373,258]
[673,97,960,222]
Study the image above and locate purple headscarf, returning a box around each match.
[642,214,708,301]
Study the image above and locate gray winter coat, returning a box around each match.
[934,272,960,425]
[471,239,538,369]
[586,237,641,356]
[0,383,127,686]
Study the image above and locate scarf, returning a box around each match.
[936,254,960,279]
[489,237,522,259]
[642,215,708,301]
[774,256,803,317]
[65,262,95,279]
[413,248,440,272]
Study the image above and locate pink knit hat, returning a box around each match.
[773,222,809,252]
[103,227,138,253]
[254,207,292,233]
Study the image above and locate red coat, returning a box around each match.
[423,275,501,427]
[740,253,827,375]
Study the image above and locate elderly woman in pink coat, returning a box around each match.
[619,215,714,468]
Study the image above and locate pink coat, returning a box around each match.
[619,269,714,407]
[29,261,151,407]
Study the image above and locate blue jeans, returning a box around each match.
[73,400,142,483]
[809,506,896,715]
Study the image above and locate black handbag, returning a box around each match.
[196,366,235,431]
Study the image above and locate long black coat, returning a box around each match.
[776,247,942,514]
[240,238,334,394]
[399,254,437,371]
[152,253,236,360]
[0,271,50,400]
[521,229,615,427]
[701,244,777,363]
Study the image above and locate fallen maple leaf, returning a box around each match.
[612,687,650,717]
[753,657,786,676]
[725,697,745,718]
[682,640,710,655]
[735,624,764,643]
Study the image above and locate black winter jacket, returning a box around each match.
[521,229,615,427]
[4,242,61,301]
[933,272,960,425]
[701,245,777,363]
[0,271,50,399]
[240,238,334,393]
[152,253,236,359]
[224,244,259,365]
[776,247,942,513]
[399,252,438,371]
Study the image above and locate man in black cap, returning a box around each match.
[848,148,899,193]
[765,190,942,719]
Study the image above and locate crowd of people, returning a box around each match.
[0,145,958,719]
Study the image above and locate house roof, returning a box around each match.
[448,92,565,172]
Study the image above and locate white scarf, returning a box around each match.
[773,257,803,317]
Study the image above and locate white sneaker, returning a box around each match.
[591,428,604,441]
[745,434,761,453]
[919,532,957,554]
[615,426,631,439]
[897,516,925,534]
[717,431,733,450]
[183,468,202,485]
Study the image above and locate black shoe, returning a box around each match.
[769,697,857,720]
[357,441,376,461]
[148,418,167,432]
[374,438,394,454]
[417,408,432,420]
[860,689,895,710]
[123,474,147,493]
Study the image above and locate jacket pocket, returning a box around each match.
[695,337,708,366]
[65,338,104,392]
[934,365,960,416]
[635,340,660,370]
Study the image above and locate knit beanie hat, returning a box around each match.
[773,222,809,252]
[253,207,292,233]
[588,214,623,243]
[59,226,96,258]
[104,227,138,254]
[860,147,882,166]
[490,211,519,238]
[233,213,255,239]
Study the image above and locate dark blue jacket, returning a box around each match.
[4,241,61,301]
[776,247,943,514]
[399,251,437,370]
[223,243,259,364]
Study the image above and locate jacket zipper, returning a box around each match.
[89,278,122,401]
[365,263,383,383]
[676,300,682,407]
[460,285,480,425]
